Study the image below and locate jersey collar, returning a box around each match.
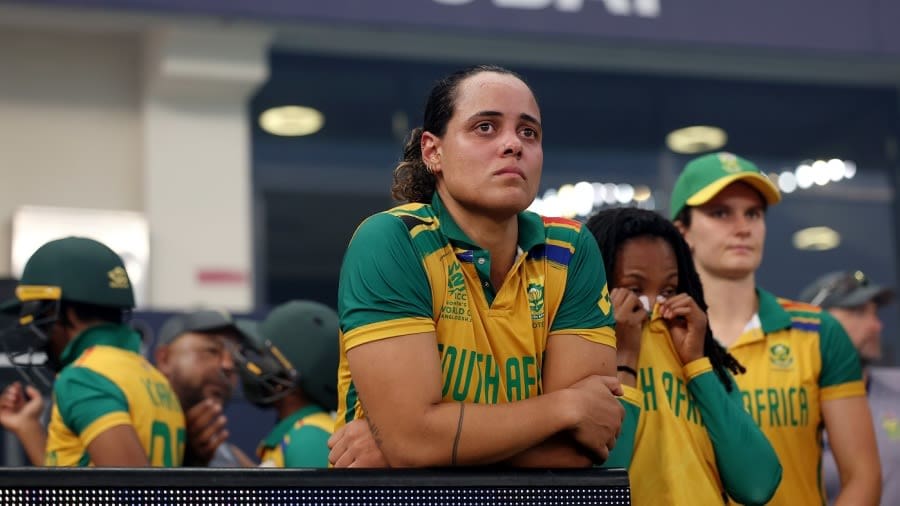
[431,193,544,252]
[757,287,793,334]
[58,323,141,369]
[729,288,793,349]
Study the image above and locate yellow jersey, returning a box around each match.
[728,289,864,505]
[45,324,185,467]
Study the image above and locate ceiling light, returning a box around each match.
[541,193,562,217]
[665,125,728,154]
[827,159,845,182]
[259,105,324,136]
[573,182,595,216]
[795,163,814,189]
[602,183,618,204]
[792,226,841,251]
[632,185,652,202]
[557,184,577,218]
[812,160,830,186]
[614,184,635,204]
[592,183,606,207]
[778,171,797,193]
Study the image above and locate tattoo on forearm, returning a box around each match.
[360,400,385,450]
[366,418,384,449]
[452,402,465,466]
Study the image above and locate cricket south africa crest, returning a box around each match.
[527,282,544,320]
[769,343,794,369]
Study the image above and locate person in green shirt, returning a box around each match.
[327,64,622,469]
[0,236,185,467]
[234,300,339,467]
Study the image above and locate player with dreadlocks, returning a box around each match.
[587,207,781,505]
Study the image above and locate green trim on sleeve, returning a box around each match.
[818,311,863,388]
[283,425,332,468]
[550,226,615,333]
[338,212,434,335]
[54,367,129,436]
[602,395,639,469]
[688,371,782,505]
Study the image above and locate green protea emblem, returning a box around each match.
[528,283,544,320]
[769,343,794,369]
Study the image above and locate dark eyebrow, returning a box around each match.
[468,110,542,126]
[468,111,501,122]
[520,113,541,126]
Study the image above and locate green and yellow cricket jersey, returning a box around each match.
[258,405,334,468]
[626,306,781,505]
[729,289,864,505]
[45,324,186,467]
[336,194,616,427]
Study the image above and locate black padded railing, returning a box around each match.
[0,467,631,505]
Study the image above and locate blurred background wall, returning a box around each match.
[0,0,898,360]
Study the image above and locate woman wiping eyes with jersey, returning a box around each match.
[588,207,782,505]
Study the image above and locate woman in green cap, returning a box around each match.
[670,152,880,505]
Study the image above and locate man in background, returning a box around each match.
[155,309,256,467]
[799,270,897,505]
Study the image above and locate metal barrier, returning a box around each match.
[0,467,631,505]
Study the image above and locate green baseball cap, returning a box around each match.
[2,237,135,312]
[670,152,782,220]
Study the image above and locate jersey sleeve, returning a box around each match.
[684,358,782,505]
[282,425,332,468]
[818,311,865,401]
[338,212,435,351]
[54,366,131,446]
[549,225,616,348]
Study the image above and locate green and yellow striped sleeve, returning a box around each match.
[338,212,434,351]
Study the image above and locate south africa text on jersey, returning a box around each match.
[438,344,543,403]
